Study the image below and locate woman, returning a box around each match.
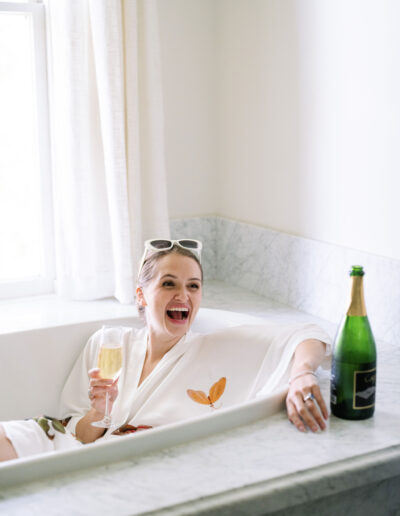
[0,239,330,461]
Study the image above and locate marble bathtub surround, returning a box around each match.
[1,282,399,514]
[171,216,400,345]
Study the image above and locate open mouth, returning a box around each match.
[166,307,189,322]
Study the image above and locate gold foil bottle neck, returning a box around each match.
[346,275,367,316]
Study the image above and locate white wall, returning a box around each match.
[157,0,217,219]
[217,0,400,260]
[159,0,400,260]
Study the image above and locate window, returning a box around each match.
[0,0,54,298]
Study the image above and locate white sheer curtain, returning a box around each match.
[46,0,170,304]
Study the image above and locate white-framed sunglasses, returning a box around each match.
[138,239,203,276]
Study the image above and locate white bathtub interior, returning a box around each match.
[0,308,284,487]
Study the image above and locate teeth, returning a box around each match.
[168,307,189,312]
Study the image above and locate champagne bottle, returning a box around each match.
[330,265,377,420]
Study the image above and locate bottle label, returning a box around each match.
[330,361,339,405]
[353,368,376,409]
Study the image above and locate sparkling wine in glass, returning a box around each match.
[91,326,124,428]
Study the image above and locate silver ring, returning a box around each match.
[303,393,315,403]
[88,389,94,400]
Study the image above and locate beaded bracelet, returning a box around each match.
[288,370,317,385]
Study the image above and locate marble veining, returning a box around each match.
[172,216,400,345]
[170,216,218,281]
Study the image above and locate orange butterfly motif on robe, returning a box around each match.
[187,377,226,408]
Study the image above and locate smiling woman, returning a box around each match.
[0,240,331,462]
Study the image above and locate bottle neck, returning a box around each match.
[346,275,367,316]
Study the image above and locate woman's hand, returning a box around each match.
[75,369,120,444]
[286,373,329,433]
[88,368,119,416]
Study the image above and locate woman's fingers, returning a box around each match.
[91,382,118,402]
[89,377,113,389]
[304,394,327,431]
[88,367,100,376]
[87,369,119,411]
[287,385,328,432]
[312,386,329,420]
[286,399,306,432]
[293,391,321,432]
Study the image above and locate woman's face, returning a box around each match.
[137,253,202,343]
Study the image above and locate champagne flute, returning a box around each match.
[91,326,124,428]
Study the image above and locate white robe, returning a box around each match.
[4,322,331,457]
[59,323,331,433]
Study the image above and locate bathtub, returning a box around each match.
[0,308,286,488]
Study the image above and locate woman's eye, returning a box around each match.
[162,280,174,287]
[189,283,200,290]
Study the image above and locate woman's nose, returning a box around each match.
[174,287,188,300]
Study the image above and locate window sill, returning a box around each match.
[0,294,136,335]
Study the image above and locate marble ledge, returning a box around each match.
[202,280,337,336]
[2,407,400,516]
[155,445,400,515]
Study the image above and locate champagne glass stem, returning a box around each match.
[105,393,110,421]
[103,392,111,425]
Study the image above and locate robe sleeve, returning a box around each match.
[57,330,101,434]
[253,322,332,398]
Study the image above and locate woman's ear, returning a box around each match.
[136,287,147,307]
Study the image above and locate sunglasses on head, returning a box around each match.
[138,239,203,275]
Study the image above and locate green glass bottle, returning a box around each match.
[330,265,377,420]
